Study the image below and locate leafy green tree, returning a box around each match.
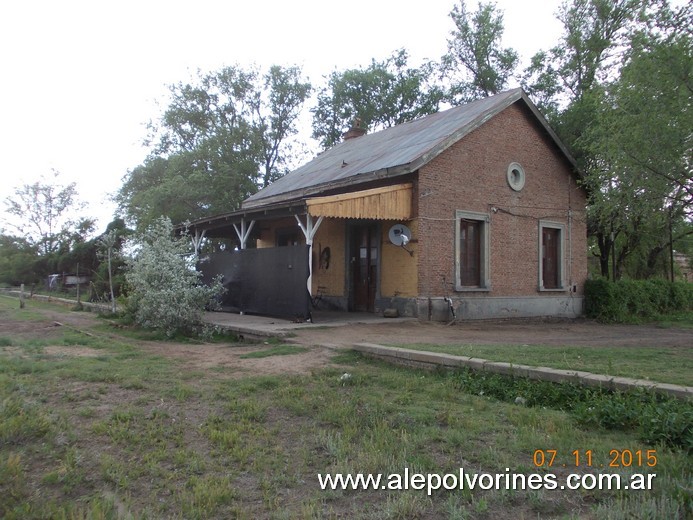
[0,234,40,286]
[255,65,313,187]
[88,218,130,304]
[521,0,649,279]
[124,217,223,337]
[2,170,93,256]
[441,0,518,104]
[583,2,692,279]
[523,0,644,123]
[97,230,119,312]
[117,65,311,231]
[311,49,443,148]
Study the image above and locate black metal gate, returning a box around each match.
[199,245,310,320]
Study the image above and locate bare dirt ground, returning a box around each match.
[290,317,693,349]
[4,305,691,377]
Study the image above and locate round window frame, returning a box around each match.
[506,162,526,192]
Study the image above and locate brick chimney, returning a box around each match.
[342,117,367,140]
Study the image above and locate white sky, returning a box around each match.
[0,0,564,234]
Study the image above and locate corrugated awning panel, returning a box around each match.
[306,183,412,220]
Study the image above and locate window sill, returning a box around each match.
[455,286,491,293]
[538,287,567,292]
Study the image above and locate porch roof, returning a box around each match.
[182,199,308,239]
[183,182,413,238]
[307,183,412,220]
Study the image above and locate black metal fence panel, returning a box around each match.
[199,246,310,320]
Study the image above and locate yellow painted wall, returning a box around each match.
[380,219,418,298]
[255,216,417,300]
[311,219,346,296]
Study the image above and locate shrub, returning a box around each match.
[124,217,223,337]
[585,278,693,323]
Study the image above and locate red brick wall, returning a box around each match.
[416,102,587,298]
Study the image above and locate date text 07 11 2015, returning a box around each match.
[533,449,657,468]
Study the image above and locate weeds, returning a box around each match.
[0,297,691,519]
[453,368,693,451]
[398,342,693,386]
[239,344,309,359]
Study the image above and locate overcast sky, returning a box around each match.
[0,0,565,233]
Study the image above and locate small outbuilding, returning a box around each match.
[188,88,587,321]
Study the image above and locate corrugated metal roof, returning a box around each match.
[243,88,576,209]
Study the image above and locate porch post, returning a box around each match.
[233,218,256,250]
[295,214,324,295]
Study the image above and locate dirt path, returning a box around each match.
[3,304,691,377]
[289,317,693,349]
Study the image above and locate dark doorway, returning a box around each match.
[350,223,379,312]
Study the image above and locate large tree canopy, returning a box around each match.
[311,49,443,149]
[441,0,519,104]
[523,0,644,132]
[522,0,691,280]
[2,170,93,256]
[117,65,311,231]
[0,234,39,285]
[582,2,692,278]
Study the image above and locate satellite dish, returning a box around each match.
[388,224,412,247]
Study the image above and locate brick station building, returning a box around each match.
[187,88,587,321]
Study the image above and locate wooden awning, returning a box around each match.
[306,183,412,220]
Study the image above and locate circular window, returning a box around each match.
[507,162,526,192]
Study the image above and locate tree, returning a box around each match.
[582,2,692,279]
[0,234,40,286]
[3,170,93,256]
[124,217,223,337]
[440,0,519,104]
[254,65,313,187]
[311,49,443,148]
[523,0,644,120]
[99,231,117,312]
[521,0,649,279]
[117,65,311,231]
[74,218,130,303]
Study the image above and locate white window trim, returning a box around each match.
[538,220,566,291]
[455,210,491,292]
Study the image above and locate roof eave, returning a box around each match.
[241,163,416,209]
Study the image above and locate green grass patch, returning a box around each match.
[653,311,693,329]
[0,297,691,519]
[0,294,66,320]
[239,344,309,359]
[453,368,692,451]
[396,343,693,386]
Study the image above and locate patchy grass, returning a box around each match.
[239,344,309,359]
[396,343,693,387]
[653,311,693,329]
[0,294,70,320]
[0,298,691,519]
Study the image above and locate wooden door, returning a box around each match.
[351,224,378,312]
[542,227,560,289]
[459,219,481,286]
